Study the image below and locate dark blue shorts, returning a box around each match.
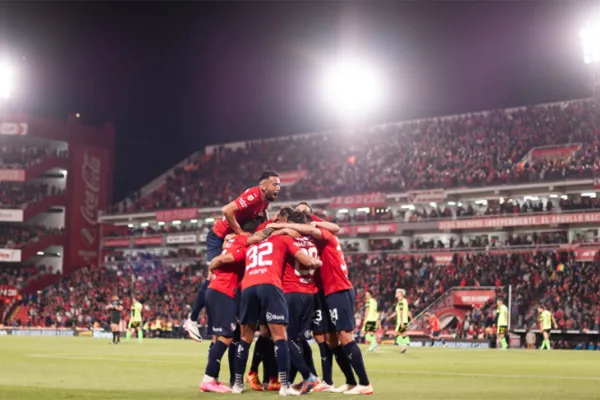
[207,229,225,264]
[285,292,315,340]
[312,290,331,334]
[206,288,238,337]
[325,289,356,333]
[240,284,288,326]
[431,330,441,338]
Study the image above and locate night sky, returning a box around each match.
[0,2,595,202]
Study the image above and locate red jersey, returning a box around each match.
[208,235,248,298]
[256,218,274,232]
[239,235,301,291]
[428,315,440,332]
[212,186,270,238]
[282,236,319,294]
[316,228,353,296]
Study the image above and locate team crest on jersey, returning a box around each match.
[231,323,237,331]
[247,194,254,201]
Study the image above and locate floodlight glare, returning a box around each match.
[0,59,14,100]
[580,23,600,64]
[320,58,385,119]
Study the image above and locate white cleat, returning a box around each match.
[331,384,356,393]
[184,318,202,343]
[344,384,374,395]
[400,345,408,354]
[279,386,301,396]
[312,382,334,393]
[231,384,245,394]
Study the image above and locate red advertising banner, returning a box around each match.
[134,236,163,246]
[279,170,308,187]
[69,144,110,270]
[594,177,600,189]
[530,145,580,162]
[407,189,446,204]
[0,169,25,182]
[452,290,496,306]
[0,285,19,299]
[438,212,600,230]
[155,208,198,222]
[329,193,387,209]
[103,238,131,247]
[570,246,600,262]
[337,223,397,236]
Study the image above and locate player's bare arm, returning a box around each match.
[271,227,301,238]
[293,249,322,268]
[208,253,236,272]
[222,201,247,235]
[267,222,322,239]
[247,227,275,244]
[312,220,340,234]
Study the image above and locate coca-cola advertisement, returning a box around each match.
[69,144,110,270]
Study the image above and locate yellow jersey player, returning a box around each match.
[496,298,509,350]
[537,305,557,350]
[386,288,410,353]
[126,296,144,343]
[361,290,379,352]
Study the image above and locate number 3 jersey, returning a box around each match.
[237,235,302,291]
[282,236,319,295]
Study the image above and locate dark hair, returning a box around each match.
[366,290,373,296]
[278,207,294,219]
[289,210,308,224]
[242,218,262,233]
[259,170,279,182]
[296,201,313,214]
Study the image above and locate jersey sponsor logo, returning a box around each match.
[239,199,248,208]
[212,326,223,333]
[266,312,285,322]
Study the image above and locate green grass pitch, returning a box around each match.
[1,337,599,399]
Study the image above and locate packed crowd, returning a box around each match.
[0,183,65,208]
[108,99,600,213]
[0,146,68,170]
[0,225,65,249]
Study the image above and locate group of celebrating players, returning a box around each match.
[183,171,375,396]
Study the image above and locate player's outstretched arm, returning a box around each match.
[267,223,322,239]
[222,201,246,235]
[293,250,322,269]
[312,220,340,234]
[247,227,275,245]
[208,253,236,272]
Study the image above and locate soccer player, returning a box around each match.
[107,296,123,345]
[386,288,410,353]
[199,219,274,393]
[425,313,445,347]
[538,305,557,350]
[277,211,321,393]
[268,220,374,395]
[126,296,143,343]
[361,290,379,352]
[496,298,509,350]
[185,171,281,342]
[232,231,321,396]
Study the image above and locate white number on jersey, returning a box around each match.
[246,242,274,270]
[332,236,348,271]
[294,247,318,283]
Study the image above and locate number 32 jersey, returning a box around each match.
[282,236,319,295]
[236,235,302,291]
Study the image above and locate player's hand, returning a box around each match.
[309,221,318,227]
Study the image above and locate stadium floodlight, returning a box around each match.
[581,22,600,64]
[0,58,15,100]
[320,57,385,119]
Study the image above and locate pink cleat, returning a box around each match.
[200,379,232,393]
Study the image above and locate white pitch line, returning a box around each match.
[374,369,600,382]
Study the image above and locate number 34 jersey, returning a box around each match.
[282,236,319,295]
[236,235,302,291]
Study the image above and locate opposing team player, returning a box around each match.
[361,290,379,352]
[386,288,410,352]
[199,219,275,393]
[185,171,281,342]
[232,231,322,396]
[537,305,557,350]
[126,296,143,343]
[268,220,374,395]
[496,298,509,350]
